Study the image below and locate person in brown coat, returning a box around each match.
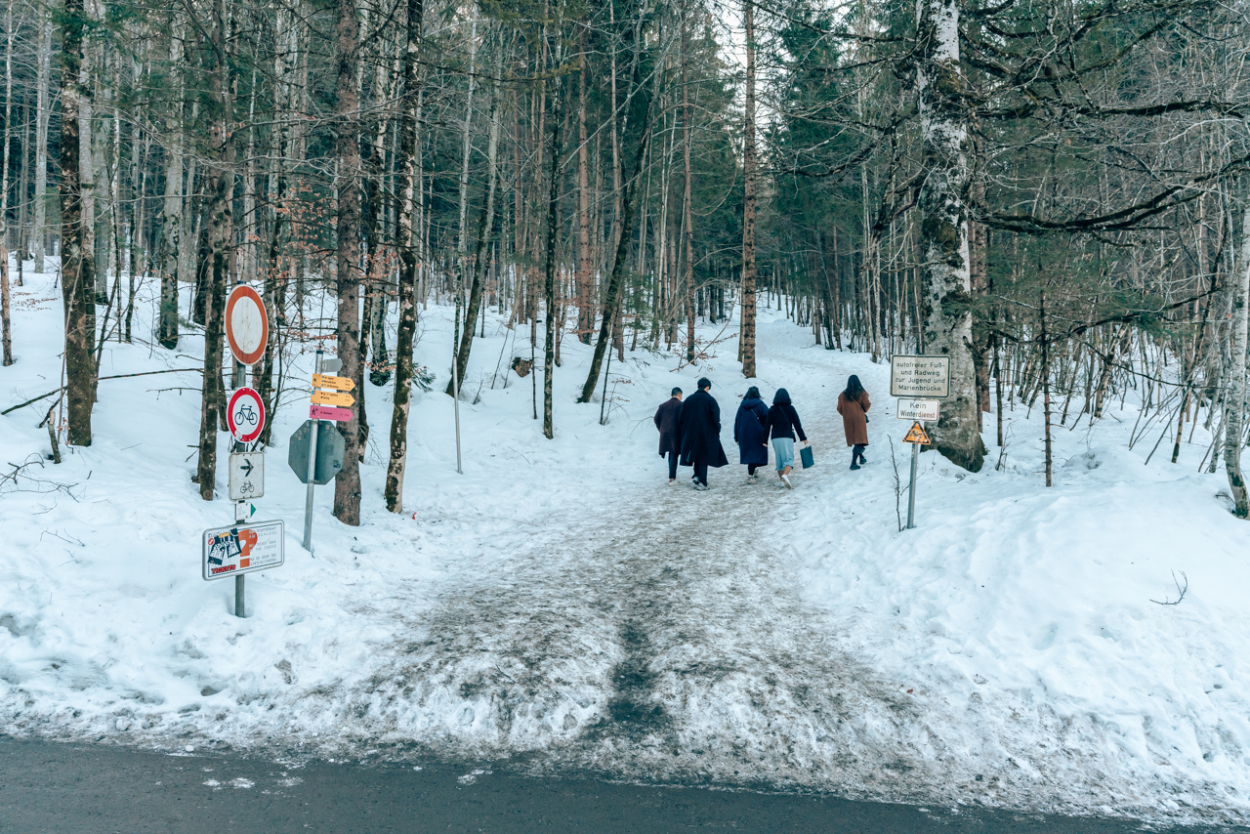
[836,374,871,470]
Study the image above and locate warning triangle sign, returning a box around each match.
[903,421,930,445]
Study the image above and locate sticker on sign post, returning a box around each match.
[227,387,266,444]
[896,399,940,422]
[202,519,284,581]
[890,355,950,398]
[225,285,269,367]
[903,421,931,445]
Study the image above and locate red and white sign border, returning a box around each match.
[225,284,269,367]
[227,387,266,444]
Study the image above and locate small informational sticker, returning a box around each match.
[202,519,284,581]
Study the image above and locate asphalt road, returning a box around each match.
[2,737,1246,834]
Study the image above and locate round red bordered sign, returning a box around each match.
[227,387,266,444]
[225,285,269,367]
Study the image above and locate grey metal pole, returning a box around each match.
[302,350,322,552]
[235,574,246,617]
[907,439,919,529]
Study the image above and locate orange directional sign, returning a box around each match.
[312,373,355,391]
[903,421,930,445]
[311,389,355,407]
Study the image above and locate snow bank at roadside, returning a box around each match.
[2,260,1249,825]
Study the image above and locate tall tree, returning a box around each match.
[59,0,95,446]
[740,0,758,378]
[915,0,984,471]
[384,0,424,514]
[333,0,364,525]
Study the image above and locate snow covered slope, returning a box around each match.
[1,261,1248,825]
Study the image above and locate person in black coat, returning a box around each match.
[767,388,808,489]
[678,377,729,490]
[653,387,684,484]
[734,386,770,482]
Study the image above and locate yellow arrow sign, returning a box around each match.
[313,373,355,391]
[311,389,355,407]
[903,421,930,445]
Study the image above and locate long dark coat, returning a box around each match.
[654,397,683,457]
[837,390,872,446]
[678,389,729,468]
[734,398,770,465]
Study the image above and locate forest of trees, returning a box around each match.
[2,0,1249,521]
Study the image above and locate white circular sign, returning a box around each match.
[225,285,268,366]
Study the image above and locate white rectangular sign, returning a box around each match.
[229,451,265,500]
[896,398,940,421]
[890,355,950,398]
[202,519,285,581]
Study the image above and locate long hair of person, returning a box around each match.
[745,386,761,401]
[844,375,865,401]
[773,388,791,405]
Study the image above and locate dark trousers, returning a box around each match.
[852,444,867,463]
[667,452,679,480]
[694,460,709,486]
[747,463,760,475]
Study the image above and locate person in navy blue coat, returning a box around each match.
[678,377,729,490]
[734,386,770,482]
[653,387,684,484]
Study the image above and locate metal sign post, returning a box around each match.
[902,421,930,529]
[296,353,352,553]
[220,282,274,618]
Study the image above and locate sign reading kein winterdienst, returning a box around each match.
[889,355,950,399]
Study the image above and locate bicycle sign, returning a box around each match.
[227,387,266,444]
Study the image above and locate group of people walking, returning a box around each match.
[653,374,873,489]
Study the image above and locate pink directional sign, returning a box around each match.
[310,404,352,422]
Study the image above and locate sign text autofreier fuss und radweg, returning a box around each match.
[889,355,950,399]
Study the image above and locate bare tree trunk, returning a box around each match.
[740,0,758,378]
[32,13,50,273]
[1,0,14,366]
[682,4,695,364]
[384,0,424,512]
[1225,203,1250,518]
[157,35,183,350]
[542,32,563,439]
[194,1,234,498]
[449,47,501,396]
[333,0,363,526]
[575,30,592,345]
[916,0,984,471]
[59,0,94,445]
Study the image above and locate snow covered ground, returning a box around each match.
[2,260,1249,826]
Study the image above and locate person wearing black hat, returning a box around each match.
[653,387,684,484]
[678,377,729,490]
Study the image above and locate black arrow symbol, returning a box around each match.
[241,459,254,477]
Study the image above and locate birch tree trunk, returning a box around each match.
[740,0,758,378]
[157,32,183,350]
[60,0,94,445]
[332,0,363,526]
[384,0,425,513]
[1224,202,1250,518]
[916,0,985,471]
[542,35,563,439]
[32,13,51,273]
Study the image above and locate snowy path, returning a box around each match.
[336,347,937,795]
